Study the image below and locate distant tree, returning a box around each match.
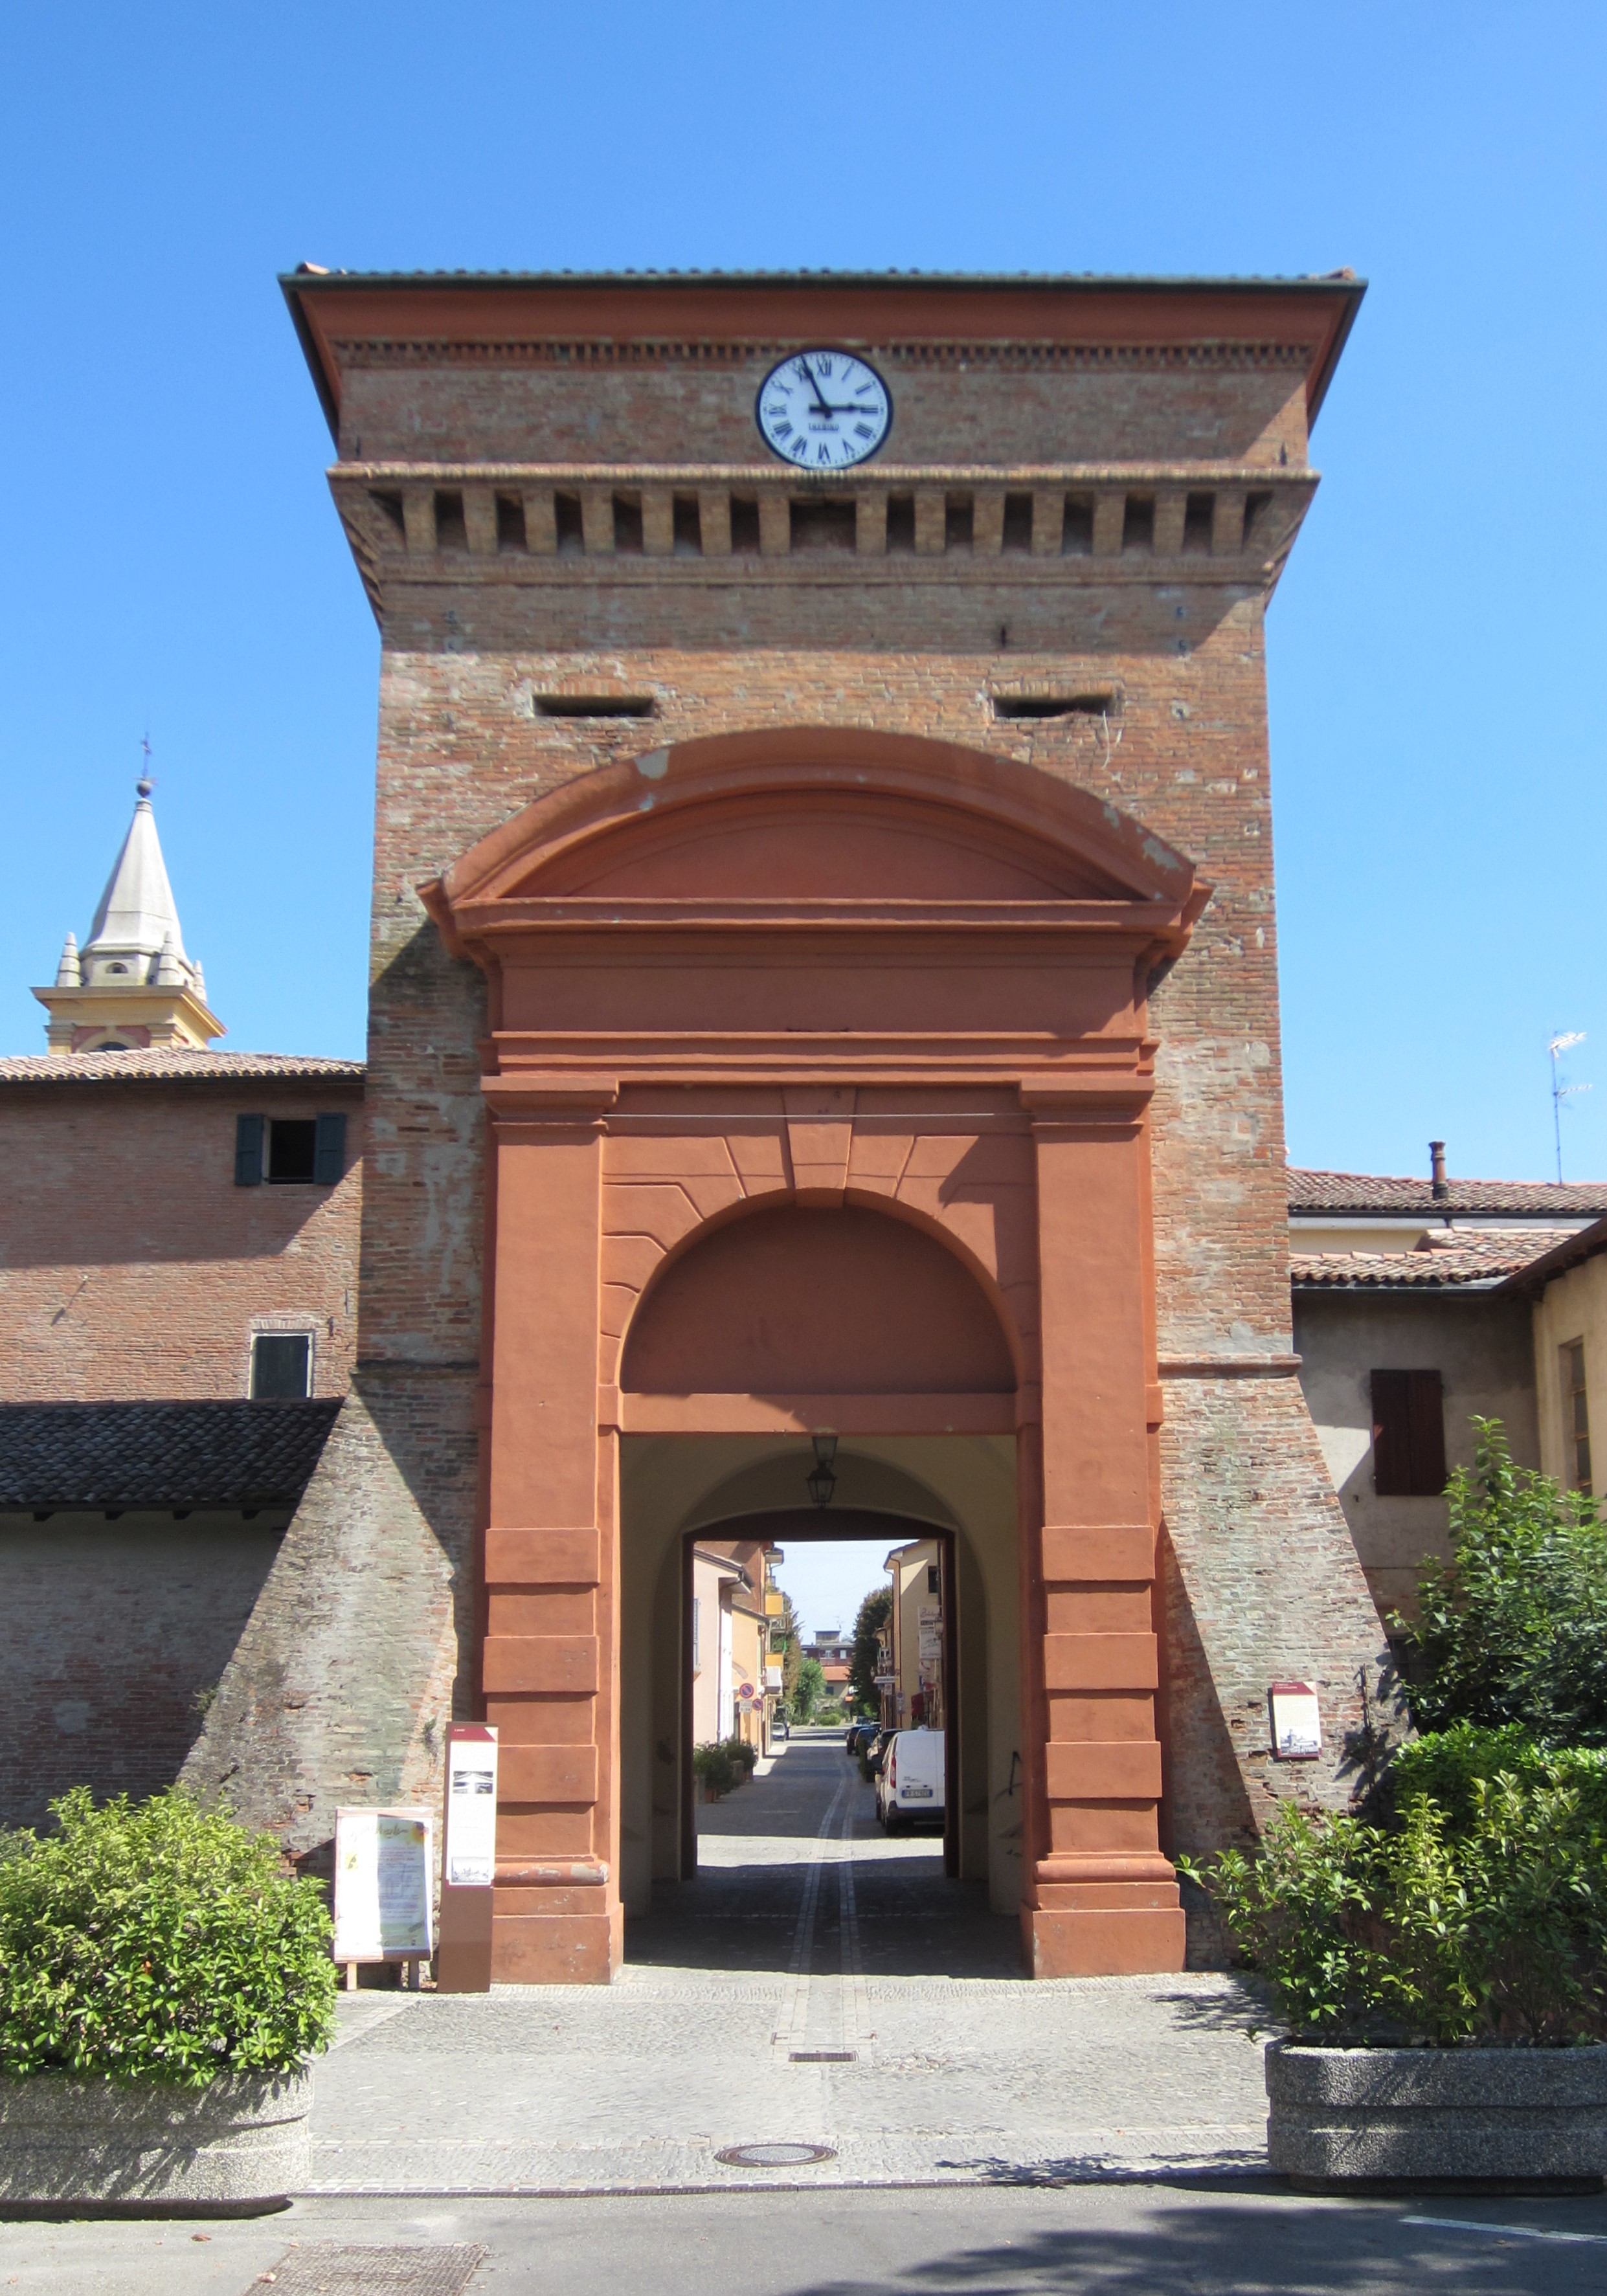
[792,1657,826,1722]
[771,1589,802,1709]
[849,1586,893,1715]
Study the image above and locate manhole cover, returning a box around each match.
[716,2142,837,2168]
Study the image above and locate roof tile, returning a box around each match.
[0,1399,341,1511]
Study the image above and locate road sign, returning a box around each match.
[736,1680,756,1701]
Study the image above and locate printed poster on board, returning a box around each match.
[333,1806,433,1961]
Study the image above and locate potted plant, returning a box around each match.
[692,1743,737,1801]
[0,1787,336,2214]
[724,1736,759,1786]
[1184,1425,1607,2190]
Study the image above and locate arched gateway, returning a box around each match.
[217,265,1389,1994]
[425,728,1208,1980]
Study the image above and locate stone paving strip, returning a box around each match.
[308,1971,1270,2195]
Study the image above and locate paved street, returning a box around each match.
[8,2185,1607,2294]
[309,1727,1269,2195]
[6,1735,1607,2288]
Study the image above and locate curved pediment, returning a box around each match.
[433,728,1204,926]
[517,788,1118,902]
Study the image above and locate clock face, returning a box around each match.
[756,350,892,470]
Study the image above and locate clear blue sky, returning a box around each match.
[3,3,1604,1188]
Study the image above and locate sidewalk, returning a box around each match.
[310,1736,1270,2195]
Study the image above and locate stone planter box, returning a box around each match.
[0,2068,311,2215]
[1267,2040,1607,2190]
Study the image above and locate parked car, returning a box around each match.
[845,1720,877,1756]
[863,1727,894,1778]
[770,1711,790,1741]
[876,1728,945,1832]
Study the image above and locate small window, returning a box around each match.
[1564,1341,1592,1491]
[251,1333,311,1399]
[555,492,585,554]
[267,1119,317,1183]
[1182,491,1215,552]
[672,494,702,556]
[612,493,644,553]
[1371,1369,1448,1497]
[1121,495,1155,553]
[1061,495,1094,555]
[1001,493,1033,552]
[729,496,761,553]
[236,1111,345,1186]
[926,1564,940,1595]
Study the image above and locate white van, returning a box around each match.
[877,1728,945,1831]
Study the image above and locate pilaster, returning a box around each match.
[1019,1075,1185,1976]
[482,1076,622,1981]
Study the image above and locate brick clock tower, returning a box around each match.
[267,267,1385,1979]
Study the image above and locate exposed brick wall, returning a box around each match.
[182,1380,476,1863]
[0,1511,284,1827]
[197,288,1384,1937]
[0,1084,363,1400]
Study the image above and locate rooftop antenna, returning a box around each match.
[137,733,154,799]
[1548,1032,1589,1183]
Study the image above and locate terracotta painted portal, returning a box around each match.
[425,727,1208,1980]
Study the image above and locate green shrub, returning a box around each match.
[1184,1731,1607,2045]
[692,1742,737,1796]
[1395,1418,1607,1744]
[0,1788,337,2086]
[724,1736,759,1776]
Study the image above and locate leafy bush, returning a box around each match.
[724,1735,759,1778]
[692,1742,738,1796]
[1394,1419,1607,1744]
[0,1789,337,2086]
[1184,1727,1607,2045]
[792,1657,826,1722]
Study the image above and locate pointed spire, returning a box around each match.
[30,752,223,1054]
[83,772,190,975]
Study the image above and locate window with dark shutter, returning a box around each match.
[234,1113,264,1187]
[251,1333,311,1398]
[313,1110,347,1185]
[1371,1368,1447,1497]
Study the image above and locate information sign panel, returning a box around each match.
[445,1728,499,1886]
[333,1807,433,1961]
[1268,1681,1323,1760]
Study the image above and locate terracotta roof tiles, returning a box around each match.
[0,1051,363,1087]
[0,1399,342,1512]
[1287,1168,1607,1218]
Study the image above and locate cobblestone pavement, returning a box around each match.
[309,1732,1271,2194]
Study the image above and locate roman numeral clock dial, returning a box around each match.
[756,350,892,469]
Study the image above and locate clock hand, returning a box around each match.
[796,355,834,418]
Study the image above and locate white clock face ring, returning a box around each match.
[756,350,892,470]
